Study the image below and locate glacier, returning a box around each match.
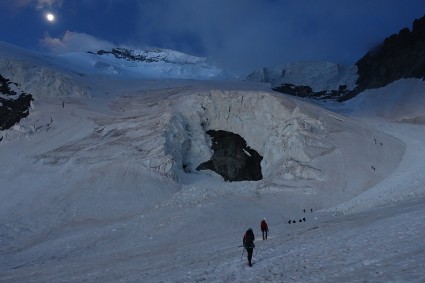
[1,41,425,282]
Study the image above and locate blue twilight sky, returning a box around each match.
[0,0,424,74]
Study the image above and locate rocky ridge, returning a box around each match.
[250,15,425,101]
[0,74,33,131]
[92,47,205,65]
[354,15,425,95]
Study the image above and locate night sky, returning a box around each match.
[1,0,424,74]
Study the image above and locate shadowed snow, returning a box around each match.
[0,43,424,282]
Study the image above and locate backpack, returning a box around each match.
[261,220,268,231]
[243,230,255,248]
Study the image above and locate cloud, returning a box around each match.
[15,0,63,9]
[8,0,423,76]
[36,0,63,9]
[134,0,424,75]
[40,31,115,53]
[135,0,355,73]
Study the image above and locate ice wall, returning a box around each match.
[247,61,358,92]
[167,90,333,184]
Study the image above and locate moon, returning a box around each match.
[46,13,55,22]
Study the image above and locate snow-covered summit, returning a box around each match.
[94,47,206,65]
[58,47,224,79]
[0,41,224,80]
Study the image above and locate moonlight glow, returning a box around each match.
[46,13,55,22]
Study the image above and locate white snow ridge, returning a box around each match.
[1,42,425,282]
[58,47,224,79]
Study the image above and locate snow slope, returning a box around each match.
[1,44,425,282]
[0,41,224,80]
[343,78,425,122]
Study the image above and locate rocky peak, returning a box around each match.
[249,15,425,102]
[354,15,425,95]
[0,74,33,130]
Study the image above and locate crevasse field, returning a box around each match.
[1,44,425,282]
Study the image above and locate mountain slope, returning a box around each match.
[248,14,425,101]
[355,15,425,93]
[60,47,224,79]
[0,41,409,211]
[1,39,425,282]
[94,47,206,64]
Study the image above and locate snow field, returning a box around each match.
[1,43,425,282]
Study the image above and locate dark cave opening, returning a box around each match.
[196,130,263,182]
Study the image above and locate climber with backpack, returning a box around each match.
[260,218,269,240]
[242,228,255,267]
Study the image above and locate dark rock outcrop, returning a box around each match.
[0,74,33,130]
[196,130,263,182]
[354,15,425,95]
[272,84,351,100]
[94,48,160,63]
